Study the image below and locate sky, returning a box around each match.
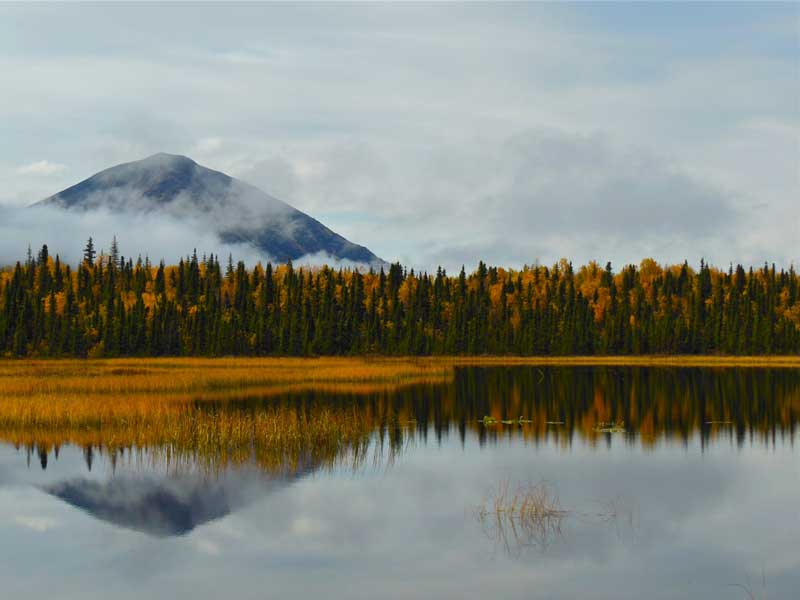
[0,2,797,271]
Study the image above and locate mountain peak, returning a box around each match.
[138,152,198,167]
[34,154,382,265]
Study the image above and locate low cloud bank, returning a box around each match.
[0,205,372,269]
[231,129,769,271]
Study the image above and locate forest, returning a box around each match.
[1,239,799,357]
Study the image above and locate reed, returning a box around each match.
[476,480,567,553]
[1,357,797,471]
[0,357,452,397]
[4,404,381,474]
[0,357,448,472]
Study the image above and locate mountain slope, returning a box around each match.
[36,153,382,264]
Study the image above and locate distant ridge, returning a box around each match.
[35,153,382,264]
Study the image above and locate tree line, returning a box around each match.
[1,239,798,357]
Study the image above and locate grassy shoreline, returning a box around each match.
[2,354,799,367]
[0,354,796,410]
[0,355,796,428]
[0,355,796,469]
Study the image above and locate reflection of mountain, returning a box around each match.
[44,461,317,537]
[46,477,233,536]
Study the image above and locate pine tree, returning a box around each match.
[83,237,96,266]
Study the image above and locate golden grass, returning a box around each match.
[0,356,796,472]
[476,480,567,554]
[0,357,449,471]
[0,355,794,435]
[4,405,376,473]
[0,358,448,425]
[0,357,452,397]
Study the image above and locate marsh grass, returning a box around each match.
[0,357,452,397]
[0,357,450,426]
[476,480,568,554]
[0,358,449,472]
[3,405,380,473]
[2,356,798,471]
[475,480,640,556]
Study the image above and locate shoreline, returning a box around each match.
[2,355,799,368]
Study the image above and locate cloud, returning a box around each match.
[16,160,66,176]
[0,126,778,273]
[0,3,795,270]
[0,205,271,267]
[219,129,747,271]
[194,539,222,556]
[291,251,378,271]
[193,137,223,155]
[0,202,381,270]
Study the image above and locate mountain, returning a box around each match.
[35,153,382,264]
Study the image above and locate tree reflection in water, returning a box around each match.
[5,366,799,474]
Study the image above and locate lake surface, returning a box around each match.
[0,366,798,599]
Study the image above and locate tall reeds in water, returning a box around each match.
[0,358,450,473]
[476,480,567,554]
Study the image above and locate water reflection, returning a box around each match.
[6,367,800,476]
[210,365,800,454]
[39,459,322,537]
[0,367,798,599]
[45,477,234,537]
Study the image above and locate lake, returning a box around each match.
[0,366,797,599]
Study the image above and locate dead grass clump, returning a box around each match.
[477,480,567,554]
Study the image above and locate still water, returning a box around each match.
[0,367,798,599]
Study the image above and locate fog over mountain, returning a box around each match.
[34,153,382,266]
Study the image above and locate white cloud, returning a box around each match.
[16,160,66,176]
[0,3,795,269]
[0,205,270,267]
[193,137,223,155]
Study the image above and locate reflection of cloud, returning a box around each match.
[291,516,327,537]
[14,515,58,532]
[194,538,222,556]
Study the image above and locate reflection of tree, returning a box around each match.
[385,367,800,448]
[454,367,800,448]
[5,367,800,474]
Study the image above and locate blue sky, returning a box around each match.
[0,2,797,270]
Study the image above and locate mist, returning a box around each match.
[0,205,374,270]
